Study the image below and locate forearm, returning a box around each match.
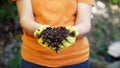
[74,2,92,38]
[20,19,42,36]
[15,0,42,36]
[74,21,91,38]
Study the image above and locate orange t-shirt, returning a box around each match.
[15,0,94,67]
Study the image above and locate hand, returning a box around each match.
[34,25,53,49]
[34,26,79,53]
[58,26,79,49]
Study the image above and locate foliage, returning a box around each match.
[0,0,22,68]
[0,0,19,25]
[0,0,120,68]
[6,42,21,68]
[89,1,120,61]
[109,0,120,5]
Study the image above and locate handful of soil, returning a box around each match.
[36,26,76,53]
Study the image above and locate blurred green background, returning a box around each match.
[0,0,120,68]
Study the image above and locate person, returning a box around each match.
[13,0,94,68]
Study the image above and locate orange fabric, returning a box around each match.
[16,0,94,67]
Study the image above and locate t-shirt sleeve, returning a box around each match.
[77,0,95,6]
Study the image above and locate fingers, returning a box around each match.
[38,37,55,49]
[34,25,56,50]
[34,26,78,53]
[62,40,71,48]
[38,37,48,47]
[58,26,78,49]
[66,36,76,44]
[34,25,51,38]
[65,26,79,37]
[59,36,76,49]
